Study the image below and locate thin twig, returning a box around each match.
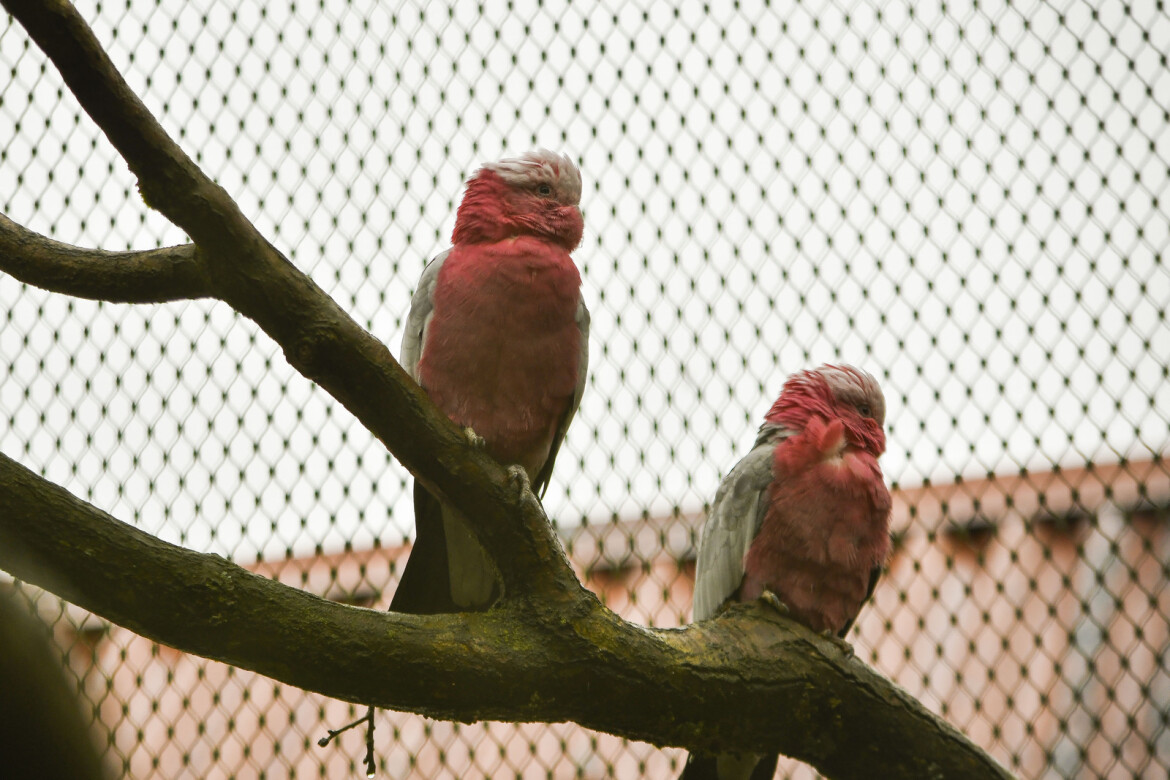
[318,709,377,776]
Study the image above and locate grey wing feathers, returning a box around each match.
[571,298,590,431]
[838,563,883,638]
[531,295,589,497]
[399,249,450,382]
[692,442,776,621]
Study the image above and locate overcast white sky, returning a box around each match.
[1,0,1167,560]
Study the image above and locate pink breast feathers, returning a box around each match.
[740,422,892,635]
[417,239,582,467]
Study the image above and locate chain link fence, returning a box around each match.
[2,0,1168,776]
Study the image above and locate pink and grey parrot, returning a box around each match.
[392,149,590,614]
[681,365,892,780]
[330,151,588,775]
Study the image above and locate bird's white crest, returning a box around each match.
[816,365,886,426]
[481,149,582,204]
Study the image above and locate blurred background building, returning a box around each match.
[10,456,1167,778]
[2,0,1167,777]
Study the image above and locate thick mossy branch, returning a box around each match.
[0,214,210,303]
[0,452,1012,780]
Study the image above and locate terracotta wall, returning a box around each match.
[33,459,1170,778]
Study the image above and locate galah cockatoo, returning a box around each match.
[327,151,588,775]
[680,364,892,780]
[394,149,590,614]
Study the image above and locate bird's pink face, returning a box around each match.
[766,365,887,457]
[452,150,584,251]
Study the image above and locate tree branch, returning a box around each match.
[0,0,574,602]
[0,214,209,303]
[0,451,1011,780]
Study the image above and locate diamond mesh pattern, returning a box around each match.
[1,0,1168,777]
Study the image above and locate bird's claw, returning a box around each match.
[760,589,790,616]
[463,426,486,448]
[506,464,532,497]
[821,630,855,659]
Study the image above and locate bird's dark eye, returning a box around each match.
[858,404,872,418]
[537,184,553,196]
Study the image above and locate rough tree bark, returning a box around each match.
[0,2,1013,778]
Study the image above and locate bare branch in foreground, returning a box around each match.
[0,451,1012,780]
[0,214,209,303]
